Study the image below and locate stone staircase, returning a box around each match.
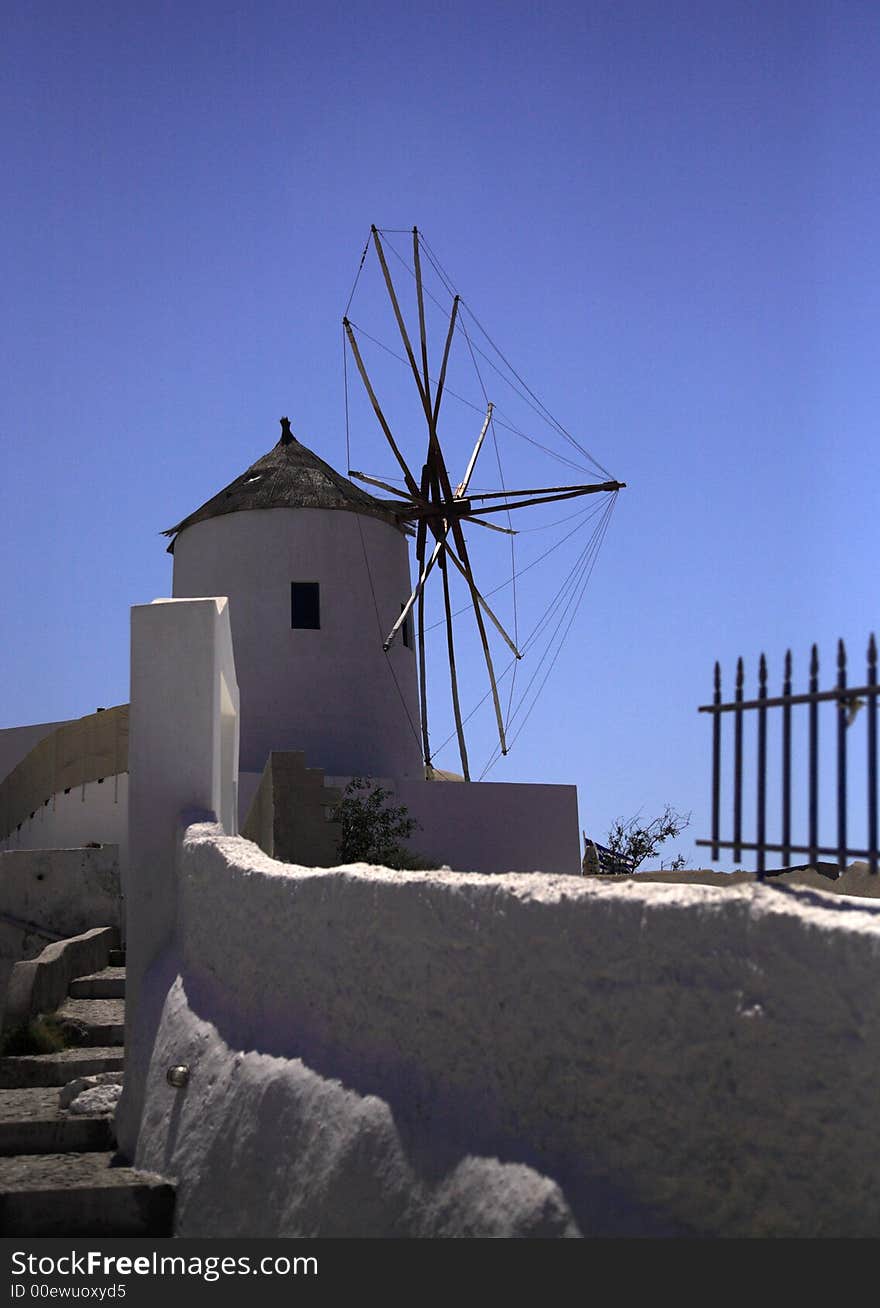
[0,951,176,1236]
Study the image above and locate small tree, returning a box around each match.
[332,777,421,869]
[603,805,691,874]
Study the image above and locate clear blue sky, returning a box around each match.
[2,1,877,869]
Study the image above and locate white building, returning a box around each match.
[0,420,581,879]
[168,417,423,782]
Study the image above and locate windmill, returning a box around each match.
[343,226,625,782]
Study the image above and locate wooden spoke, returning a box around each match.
[424,426,512,760]
[456,403,494,498]
[431,295,459,432]
[415,463,432,771]
[404,499,471,521]
[371,227,433,425]
[343,319,421,499]
[348,470,415,501]
[383,536,444,651]
[466,482,625,517]
[446,523,509,756]
[413,227,432,409]
[385,509,520,654]
[467,480,625,503]
[444,546,522,660]
[465,516,517,536]
[439,544,470,782]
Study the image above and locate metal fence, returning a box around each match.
[697,636,878,878]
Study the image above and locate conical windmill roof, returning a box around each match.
[163,418,405,551]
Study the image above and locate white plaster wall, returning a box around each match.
[0,720,71,785]
[0,846,121,949]
[0,776,128,877]
[118,597,239,1154]
[327,775,581,875]
[398,779,579,875]
[172,508,423,779]
[237,771,263,830]
[137,964,579,1237]
[128,823,880,1238]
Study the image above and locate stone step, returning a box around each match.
[107,949,126,967]
[0,1047,124,1089]
[0,1089,115,1156]
[0,1152,175,1237]
[55,998,125,1046]
[68,968,126,1000]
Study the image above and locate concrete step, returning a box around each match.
[0,1089,115,1156]
[0,1047,124,1089]
[0,1152,175,1236]
[68,968,126,1000]
[108,949,126,967]
[55,998,125,1047]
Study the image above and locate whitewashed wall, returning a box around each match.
[0,777,128,873]
[172,507,423,780]
[126,824,880,1238]
[0,845,121,947]
[394,777,579,875]
[120,594,880,1238]
[118,596,239,1153]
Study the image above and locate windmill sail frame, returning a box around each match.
[343,225,626,781]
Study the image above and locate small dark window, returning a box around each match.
[401,603,412,649]
[291,582,320,630]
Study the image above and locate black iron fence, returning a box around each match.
[697,635,878,878]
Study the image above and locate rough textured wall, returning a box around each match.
[128,824,880,1238]
[241,752,341,867]
[137,965,580,1237]
[0,846,121,959]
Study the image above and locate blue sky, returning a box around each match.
[2,1,877,869]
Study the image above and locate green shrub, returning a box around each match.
[332,778,426,870]
[0,1014,80,1057]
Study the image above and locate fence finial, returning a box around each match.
[697,633,878,876]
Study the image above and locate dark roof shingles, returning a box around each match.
[163,421,406,549]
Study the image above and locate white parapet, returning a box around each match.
[117,597,239,1156]
[129,823,880,1237]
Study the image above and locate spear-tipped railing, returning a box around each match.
[697,635,879,878]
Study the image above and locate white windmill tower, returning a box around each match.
[163,417,424,783]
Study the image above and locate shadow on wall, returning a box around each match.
[135,822,880,1238]
[120,597,880,1238]
[140,960,586,1238]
